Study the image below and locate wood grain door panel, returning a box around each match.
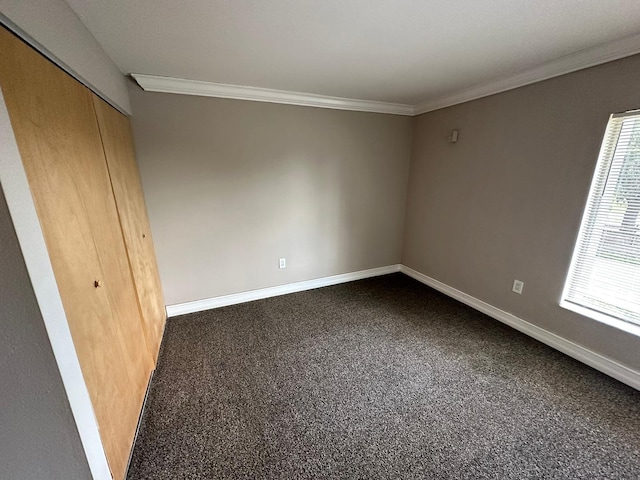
[93,96,166,362]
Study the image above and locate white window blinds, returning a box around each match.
[562,111,640,328]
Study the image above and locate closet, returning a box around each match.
[0,27,165,479]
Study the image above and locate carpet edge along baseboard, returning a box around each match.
[164,263,640,391]
[400,265,640,391]
[165,264,401,317]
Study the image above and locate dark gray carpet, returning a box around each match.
[127,273,640,479]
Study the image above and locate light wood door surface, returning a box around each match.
[0,27,152,479]
[94,95,166,362]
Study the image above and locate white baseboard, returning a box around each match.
[400,265,640,391]
[166,264,401,317]
[165,262,639,391]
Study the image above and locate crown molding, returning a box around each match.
[131,74,414,116]
[133,32,640,117]
[414,32,640,115]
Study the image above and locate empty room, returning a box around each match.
[2,1,640,479]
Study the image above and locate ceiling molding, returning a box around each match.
[413,32,640,115]
[133,32,640,117]
[131,74,414,116]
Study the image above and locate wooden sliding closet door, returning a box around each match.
[93,96,166,361]
[0,28,151,479]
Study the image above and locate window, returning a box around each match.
[561,111,640,331]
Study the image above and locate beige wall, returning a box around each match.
[0,0,130,114]
[403,54,640,370]
[129,55,640,371]
[128,84,412,306]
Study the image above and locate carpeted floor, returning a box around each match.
[127,273,640,479]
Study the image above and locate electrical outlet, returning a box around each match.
[512,279,524,294]
[279,258,286,269]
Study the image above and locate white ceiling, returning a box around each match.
[65,0,640,107]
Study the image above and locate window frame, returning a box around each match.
[560,110,640,337]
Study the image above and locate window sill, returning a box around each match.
[560,300,640,338]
